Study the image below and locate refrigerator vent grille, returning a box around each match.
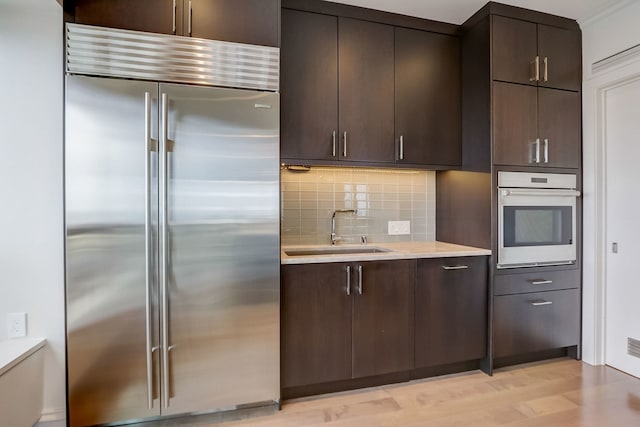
[66,24,280,92]
[629,337,640,359]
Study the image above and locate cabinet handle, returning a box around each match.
[530,56,540,82]
[188,0,193,37]
[172,0,176,34]
[343,131,348,157]
[529,279,553,285]
[346,265,351,296]
[442,265,469,270]
[534,138,541,163]
[543,138,549,163]
[332,131,336,157]
[399,135,404,160]
[357,265,363,295]
[530,300,553,306]
[543,57,549,82]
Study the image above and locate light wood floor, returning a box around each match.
[138,358,640,426]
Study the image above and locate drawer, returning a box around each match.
[494,268,580,295]
[493,289,580,358]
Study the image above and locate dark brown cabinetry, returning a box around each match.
[493,289,580,358]
[492,15,581,91]
[280,9,338,161]
[493,82,581,168]
[280,3,461,167]
[281,262,352,388]
[339,18,395,164]
[280,10,396,164]
[281,259,415,389]
[415,257,488,368]
[70,0,279,46]
[395,28,461,166]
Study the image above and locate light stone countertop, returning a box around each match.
[0,338,46,376]
[281,241,491,265]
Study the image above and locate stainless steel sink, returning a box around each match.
[284,246,394,256]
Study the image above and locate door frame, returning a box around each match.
[583,50,640,366]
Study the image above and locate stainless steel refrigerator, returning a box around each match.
[64,24,280,427]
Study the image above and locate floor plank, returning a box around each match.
[131,358,640,426]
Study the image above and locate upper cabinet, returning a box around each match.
[280,9,338,162]
[492,15,581,92]
[461,4,582,172]
[395,28,461,166]
[338,18,395,164]
[70,0,279,46]
[280,4,461,168]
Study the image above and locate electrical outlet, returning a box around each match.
[388,220,411,235]
[8,313,27,338]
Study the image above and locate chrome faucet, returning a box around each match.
[331,209,357,245]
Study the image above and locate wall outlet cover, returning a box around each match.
[8,312,27,338]
[388,220,411,235]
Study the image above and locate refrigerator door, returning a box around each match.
[158,84,280,414]
[65,76,160,426]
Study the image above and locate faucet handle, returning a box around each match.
[361,235,367,245]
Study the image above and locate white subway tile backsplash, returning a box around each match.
[281,167,436,245]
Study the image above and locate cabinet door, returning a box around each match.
[281,263,352,388]
[538,25,581,92]
[493,289,580,358]
[74,0,182,35]
[187,0,278,46]
[492,16,538,86]
[281,9,339,162]
[415,257,488,368]
[339,18,395,163]
[538,88,581,168]
[395,28,461,166]
[352,260,415,378]
[492,81,538,166]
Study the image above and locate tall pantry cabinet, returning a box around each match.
[436,2,583,373]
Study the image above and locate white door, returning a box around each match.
[605,78,640,378]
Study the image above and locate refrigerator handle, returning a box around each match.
[160,92,171,409]
[144,92,156,409]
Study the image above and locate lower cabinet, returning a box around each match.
[493,288,580,358]
[415,257,488,368]
[281,259,415,388]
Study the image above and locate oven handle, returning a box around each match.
[501,189,581,198]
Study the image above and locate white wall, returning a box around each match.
[581,0,640,366]
[0,0,66,423]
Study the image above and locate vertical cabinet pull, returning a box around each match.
[533,138,541,163]
[346,265,351,296]
[357,265,363,295]
[543,57,549,82]
[530,56,540,82]
[343,131,348,157]
[172,0,177,34]
[399,135,404,160]
[543,138,549,163]
[332,131,336,157]
[188,0,193,37]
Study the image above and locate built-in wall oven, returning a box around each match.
[497,171,581,269]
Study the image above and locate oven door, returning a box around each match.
[497,188,580,268]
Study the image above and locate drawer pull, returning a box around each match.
[529,279,553,285]
[442,265,469,270]
[530,300,553,306]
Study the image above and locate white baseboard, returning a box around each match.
[36,408,65,426]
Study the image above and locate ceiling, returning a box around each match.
[328,0,625,25]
